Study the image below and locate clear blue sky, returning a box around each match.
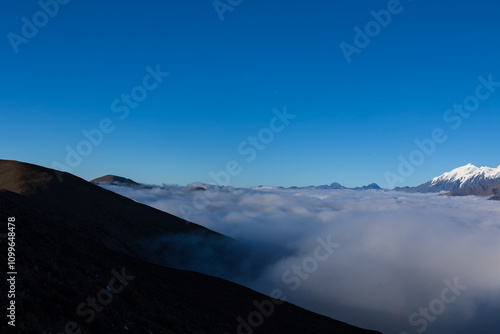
[1,0,500,188]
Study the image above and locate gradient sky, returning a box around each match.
[1,0,500,188]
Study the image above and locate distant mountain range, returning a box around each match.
[256,183,382,191]
[92,176,385,193]
[255,163,499,198]
[311,182,381,191]
[92,163,500,201]
[261,164,499,196]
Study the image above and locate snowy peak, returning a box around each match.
[406,163,500,193]
[430,163,500,187]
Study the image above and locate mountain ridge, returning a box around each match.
[445,181,500,200]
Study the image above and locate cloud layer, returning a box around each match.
[101,184,500,334]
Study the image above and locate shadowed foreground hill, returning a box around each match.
[0,160,382,334]
[0,160,224,262]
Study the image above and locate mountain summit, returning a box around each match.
[430,163,500,188]
[400,163,500,193]
[91,174,142,187]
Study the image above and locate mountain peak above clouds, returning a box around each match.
[91,174,143,187]
[401,163,500,193]
[353,183,381,191]
[430,163,500,187]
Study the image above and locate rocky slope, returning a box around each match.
[445,181,500,200]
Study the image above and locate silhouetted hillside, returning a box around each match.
[0,160,382,334]
[0,160,223,262]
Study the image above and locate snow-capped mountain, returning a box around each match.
[430,163,500,187]
[406,163,500,193]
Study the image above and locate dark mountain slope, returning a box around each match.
[0,160,223,262]
[0,192,381,334]
[0,160,382,334]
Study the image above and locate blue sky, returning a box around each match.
[1,0,500,188]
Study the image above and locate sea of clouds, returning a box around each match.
[100,183,500,334]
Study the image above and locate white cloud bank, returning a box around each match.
[101,184,500,334]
